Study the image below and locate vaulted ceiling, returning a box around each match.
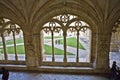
[0,0,120,30]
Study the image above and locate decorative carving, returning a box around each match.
[60,14,69,23]
[99,35,110,54]
[27,35,35,56]
[43,21,62,33]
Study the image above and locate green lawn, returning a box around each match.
[44,44,73,55]
[0,38,24,46]
[0,36,86,54]
[1,45,25,54]
[60,37,85,50]
[1,44,73,55]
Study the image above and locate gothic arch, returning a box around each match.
[32,5,99,66]
[38,14,91,66]
[0,18,25,64]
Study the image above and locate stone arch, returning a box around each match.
[40,14,91,63]
[0,18,25,62]
[0,17,24,32]
[32,9,99,67]
[32,4,99,64]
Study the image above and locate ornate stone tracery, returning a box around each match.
[41,13,91,64]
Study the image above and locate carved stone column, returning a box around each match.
[95,34,110,70]
[24,33,39,68]
[110,32,119,52]
[91,32,97,64]
[39,31,44,63]
[33,33,42,65]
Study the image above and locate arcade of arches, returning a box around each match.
[0,0,120,74]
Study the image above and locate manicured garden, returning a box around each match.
[60,37,85,50]
[0,36,85,55]
[44,44,73,55]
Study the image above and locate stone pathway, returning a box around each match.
[0,72,109,80]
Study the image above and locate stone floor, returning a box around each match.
[0,52,119,80]
[0,72,110,80]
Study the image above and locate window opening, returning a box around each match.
[0,18,25,61]
[41,14,91,64]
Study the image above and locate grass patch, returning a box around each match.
[0,37,85,55]
[60,37,85,50]
[1,44,73,55]
[1,45,25,54]
[0,38,24,46]
[44,44,73,55]
[6,38,24,45]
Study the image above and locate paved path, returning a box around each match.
[3,72,109,80]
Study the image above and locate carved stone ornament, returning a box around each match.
[27,37,35,56]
